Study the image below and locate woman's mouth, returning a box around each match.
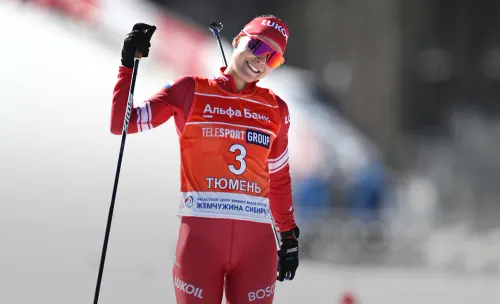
[246,61,260,74]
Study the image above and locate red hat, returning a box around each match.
[241,16,289,54]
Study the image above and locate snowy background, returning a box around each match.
[1,1,500,303]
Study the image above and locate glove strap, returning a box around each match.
[280,226,299,239]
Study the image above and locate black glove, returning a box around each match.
[277,226,299,281]
[121,23,157,68]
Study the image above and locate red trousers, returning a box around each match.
[172,216,278,303]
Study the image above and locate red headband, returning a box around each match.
[241,17,289,53]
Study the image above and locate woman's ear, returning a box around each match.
[232,36,241,49]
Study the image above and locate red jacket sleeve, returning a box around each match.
[268,96,296,232]
[110,66,194,135]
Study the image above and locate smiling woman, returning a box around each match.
[226,15,289,91]
[109,14,299,303]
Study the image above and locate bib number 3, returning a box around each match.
[228,144,247,175]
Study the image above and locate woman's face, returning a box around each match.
[231,35,283,83]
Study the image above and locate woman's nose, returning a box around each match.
[255,55,267,64]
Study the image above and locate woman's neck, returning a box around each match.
[224,65,247,92]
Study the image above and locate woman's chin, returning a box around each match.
[238,72,258,83]
[237,65,260,82]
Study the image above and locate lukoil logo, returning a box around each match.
[248,283,276,302]
[184,196,194,208]
[261,20,288,41]
[174,276,204,299]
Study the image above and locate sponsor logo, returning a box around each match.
[261,20,288,41]
[203,104,270,122]
[173,276,204,299]
[122,94,133,133]
[246,130,270,149]
[202,127,245,140]
[182,193,269,216]
[195,202,268,215]
[248,283,276,302]
[184,196,194,208]
[164,80,175,89]
[285,114,290,124]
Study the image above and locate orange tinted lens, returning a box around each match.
[267,54,285,68]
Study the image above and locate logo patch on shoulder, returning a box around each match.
[165,80,175,89]
[246,130,270,149]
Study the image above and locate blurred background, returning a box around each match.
[2,0,500,303]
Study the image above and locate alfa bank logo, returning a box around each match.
[261,20,288,41]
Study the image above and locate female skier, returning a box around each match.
[110,14,300,303]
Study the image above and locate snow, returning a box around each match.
[0,2,499,303]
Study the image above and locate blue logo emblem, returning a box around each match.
[184,196,194,208]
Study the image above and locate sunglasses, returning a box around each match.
[241,31,285,69]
